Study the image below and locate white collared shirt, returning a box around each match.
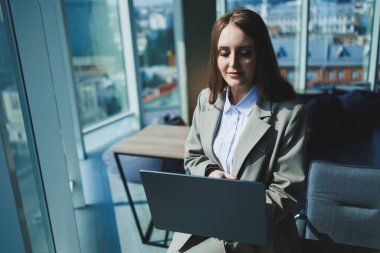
[213,86,258,174]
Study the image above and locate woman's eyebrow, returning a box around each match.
[238,45,254,49]
[217,45,254,49]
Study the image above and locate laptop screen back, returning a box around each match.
[140,170,267,245]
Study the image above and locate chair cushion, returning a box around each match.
[305,160,380,250]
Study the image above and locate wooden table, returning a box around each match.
[113,124,189,160]
[113,125,190,247]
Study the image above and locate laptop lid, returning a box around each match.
[140,170,267,245]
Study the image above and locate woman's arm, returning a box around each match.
[184,91,220,176]
[266,104,307,228]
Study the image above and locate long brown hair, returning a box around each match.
[208,9,295,104]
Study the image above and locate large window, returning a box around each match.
[227,0,302,87]
[63,0,130,129]
[307,0,375,90]
[133,0,179,111]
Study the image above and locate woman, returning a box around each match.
[168,9,307,253]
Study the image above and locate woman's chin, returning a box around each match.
[226,81,250,89]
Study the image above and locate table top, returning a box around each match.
[113,125,190,160]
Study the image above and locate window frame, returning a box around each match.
[368,0,380,90]
[5,0,83,251]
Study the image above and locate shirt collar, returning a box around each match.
[224,86,258,116]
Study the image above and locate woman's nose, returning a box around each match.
[229,52,239,68]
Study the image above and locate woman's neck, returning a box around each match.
[229,86,252,105]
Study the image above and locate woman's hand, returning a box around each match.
[208,170,237,180]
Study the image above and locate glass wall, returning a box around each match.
[63,0,130,129]
[0,4,52,253]
[226,0,302,87]
[306,0,375,90]
[132,0,180,111]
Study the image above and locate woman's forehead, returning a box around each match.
[217,23,254,48]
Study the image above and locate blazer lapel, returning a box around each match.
[199,91,225,167]
[231,100,272,176]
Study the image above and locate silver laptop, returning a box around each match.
[140,170,267,245]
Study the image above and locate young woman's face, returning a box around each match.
[217,24,255,92]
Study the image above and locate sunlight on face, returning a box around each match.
[217,24,255,99]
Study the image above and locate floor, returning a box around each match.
[75,148,169,253]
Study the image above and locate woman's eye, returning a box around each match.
[240,50,252,57]
[218,50,229,57]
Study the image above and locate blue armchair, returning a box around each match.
[296,160,380,253]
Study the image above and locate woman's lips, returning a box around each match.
[227,72,243,77]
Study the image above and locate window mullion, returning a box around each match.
[298,0,309,92]
[173,0,189,123]
[368,0,380,90]
[216,0,227,18]
[118,0,143,128]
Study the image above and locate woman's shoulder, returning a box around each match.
[198,88,210,102]
[197,88,213,109]
[272,98,304,115]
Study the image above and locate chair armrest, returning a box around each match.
[294,212,307,238]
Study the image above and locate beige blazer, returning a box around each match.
[169,88,307,253]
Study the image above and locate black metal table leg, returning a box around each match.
[114,152,174,248]
[114,152,145,242]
